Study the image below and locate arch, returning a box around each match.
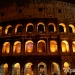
[63,62,71,73]
[37,22,45,33]
[37,40,46,52]
[25,40,33,53]
[26,23,34,32]
[50,40,58,52]
[13,41,21,53]
[51,62,60,75]
[24,62,33,75]
[38,62,47,75]
[69,24,75,33]
[0,63,8,75]
[2,42,10,53]
[5,25,12,34]
[59,23,66,33]
[15,24,23,34]
[48,23,56,32]
[61,40,69,52]
[0,26,2,34]
[12,63,20,75]
[72,41,75,52]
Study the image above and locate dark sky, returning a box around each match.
[0,0,75,7]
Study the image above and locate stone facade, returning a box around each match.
[0,0,75,75]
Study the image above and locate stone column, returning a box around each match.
[21,37,25,55]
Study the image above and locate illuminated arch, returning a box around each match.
[15,24,22,34]
[5,25,12,34]
[72,41,75,52]
[69,24,75,33]
[12,63,20,75]
[59,23,66,33]
[50,40,58,52]
[37,40,46,52]
[51,62,60,75]
[48,23,56,32]
[0,26,2,34]
[25,40,33,53]
[24,62,33,75]
[63,62,71,73]
[61,40,69,52]
[37,22,45,33]
[13,41,21,53]
[0,63,8,75]
[26,23,34,32]
[2,42,10,53]
[38,62,47,75]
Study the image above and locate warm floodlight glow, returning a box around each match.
[5,25,12,34]
[13,41,21,53]
[59,23,66,33]
[2,42,10,53]
[50,40,57,52]
[15,24,22,33]
[37,40,46,52]
[69,24,75,33]
[25,40,33,52]
[37,22,45,32]
[61,40,69,52]
[72,41,75,52]
[48,23,56,32]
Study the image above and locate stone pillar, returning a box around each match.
[33,39,37,53]
[10,40,13,55]
[2,25,5,36]
[8,63,12,75]
[47,38,50,55]
[47,61,50,75]
[21,38,25,55]
[12,25,15,35]
[20,62,24,75]
[33,61,37,75]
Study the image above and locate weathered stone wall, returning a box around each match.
[0,1,75,22]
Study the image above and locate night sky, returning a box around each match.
[0,0,75,7]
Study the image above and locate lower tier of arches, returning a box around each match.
[0,56,75,75]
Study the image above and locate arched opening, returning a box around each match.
[59,25,64,32]
[0,63,8,75]
[24,62,33,75]
[63,62,71,74]
[13,41,21,53]
[69,24,74,33]
[25,40,33,53]
[2,42,10,53]
[59,23,66,33]
[26,23,34,33]
[48,23,56,32]
[12,63,20,75]
[49,25,54,32]
[0,26,2,35]
[61,40,69,52]
[37,22,45,33]
[5,25,12,35]
[50,40,58,52]
[72,41,75,52]
[69,27,72,33]
[37,40,46,52]
[51,62,60,75]
[38,62,47,75]
[15,24,23,34]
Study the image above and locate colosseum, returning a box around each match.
[0,0,75,75]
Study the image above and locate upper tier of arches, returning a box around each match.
[0,22,75,36]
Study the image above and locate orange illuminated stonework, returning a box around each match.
[0,0,75,75]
